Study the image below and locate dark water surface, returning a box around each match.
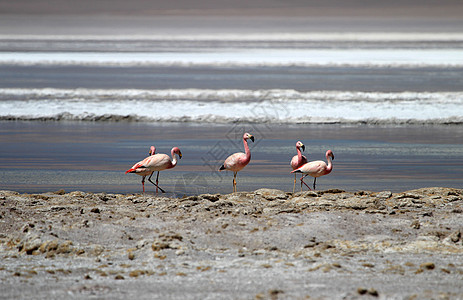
[1,121,462,195]
[2,65,463,92]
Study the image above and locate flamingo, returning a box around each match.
[291,150,334,190]
[126,147,182,193]
[290,141,308,193]
[219,132,254,193]
[125,146,156,193]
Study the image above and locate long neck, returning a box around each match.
[325,153,333,173]
[243,138,251,160]
[296,147,302,163]
[170,149,178,167]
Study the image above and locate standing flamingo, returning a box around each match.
[126,146,156,193]
[291,150,334,190]
[126,147,182,193]
[219,132,254,193]
[290,141,308,193]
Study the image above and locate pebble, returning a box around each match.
[54,189,66,195]
[410,220,421,229]
[420,262,435,270]
[254,189,287,201]
[368,288,379,297]
[376,191,392,199]
[129,270,145,277]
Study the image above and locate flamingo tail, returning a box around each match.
[125,163,144,174]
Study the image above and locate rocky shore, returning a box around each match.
[1,187,462,299]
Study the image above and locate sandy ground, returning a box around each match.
[1,187,462,299]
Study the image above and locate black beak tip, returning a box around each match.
[302,145,305,151]
[250,136,255,142]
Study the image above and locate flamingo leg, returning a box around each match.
[155,171,159,193]
[301,175,307,192]
[141,176,146,193]
[293,174,297,193]
[300,174,312,191]
[313,177,317,190]
[148,171,166,193]
[233,172,237,193]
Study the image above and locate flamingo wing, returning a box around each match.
[223,152,247,172]
[295,160,327,177]
[143,154,172,171]
[291,154,308,170]
[126,154,156,174]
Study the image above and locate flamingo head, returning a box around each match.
[296,141,305,152]
[149,146,156,155]
[243,132,255,142]
[326,150,334,160]
[172,147,182,159]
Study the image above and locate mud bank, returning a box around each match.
[1,187,462,299]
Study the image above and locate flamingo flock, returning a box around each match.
[126,134,334,194]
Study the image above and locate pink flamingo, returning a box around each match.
[291,150,334,190]
[126,146,156,193]
[126,147,182,193]
[290,141,308,193]
[219,132,254,193]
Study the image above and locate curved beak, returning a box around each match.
[249,135,255,142]
[301,144,305,152]
[331,153,335,160]
[179,152,183,159]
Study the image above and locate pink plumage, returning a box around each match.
[126,147,182,193]
[290,141,308,193]
[291,150,334,190]
[125,146,156,193]
[219,132,254,193]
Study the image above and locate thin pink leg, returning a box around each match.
[300,174,312,191]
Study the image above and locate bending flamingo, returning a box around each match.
[126,147,182,193]
[219,132,254,193]
[126,146,156,193]
[291,150,334,190]
[290,141,308,193]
